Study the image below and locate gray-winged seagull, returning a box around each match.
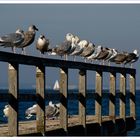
[110,51,128,65]
[80,42,95,62]
[86,45,102,62]
[18,25,38,54]
[95,47,112,64]
[70,40,88,61]
[124,49,139,67]
[25,101,60,119]
[51,40,71,60]
[0,29,24,53]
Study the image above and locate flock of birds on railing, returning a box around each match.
[3,101,60,120]
[0,24,139,68]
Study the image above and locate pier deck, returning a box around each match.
[0,115,135,136]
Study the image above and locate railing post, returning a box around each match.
[119,72,126,120]
[129,73,136,119]
[109,72,116,120]
[8,63,19,136]
[79,69,86,135]
[36,66,45,135]
[60,68,68,134]
[95,70,102,132]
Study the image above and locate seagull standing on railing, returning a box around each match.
[36,34,51,57]
[106,48,118,65]
[18,25,38,55]
[86,45,102,63]
[70,40,88,61]
[0,29,24,53]
[124,49,139,68]
[51,33,75,60]
[80,42,95,62]
[95,47,112,65]
[109,51,128,66]
[67,35,80,56]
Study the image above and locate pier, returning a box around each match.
[0,51,136,136]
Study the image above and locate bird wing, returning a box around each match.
[45,106,56,118]
[19,31,35,48]
[0,33,24,47]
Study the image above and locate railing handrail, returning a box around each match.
[0,51,135,74]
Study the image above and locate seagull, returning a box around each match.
[80,42,95,62]
[67,35,80,55]
[51,40,71,60]
[102,48,116,65]
[70,40,88,61]
[106,48,118,65]
[18,25,38,54]
[110,51,128,65]
[95,47,111,65]
[45,101,60,119]
[36,34,51,57]
[3,105,9,117]
[0,29,24,53]
[25,104,37,119]
[25,101,60,120]
[86,45,102,63]
[124,49,139,68]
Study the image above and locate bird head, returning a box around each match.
[66,33,74,42]
[40,34,45,40]
[16,29,24,34]
[133,49,138,55]
[29,25,38,31]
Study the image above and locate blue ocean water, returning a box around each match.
[0,89,139,136]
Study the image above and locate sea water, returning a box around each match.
[0,89,139,136]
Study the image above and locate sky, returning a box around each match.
[0,4,140,89]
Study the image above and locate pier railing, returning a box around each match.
[0,51,136,136]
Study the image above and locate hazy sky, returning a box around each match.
[0,4,140,89]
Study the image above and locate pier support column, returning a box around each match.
[36,66,45,135]
[8,63,19,136]
[95,70,102,134]
[109,72,116,120]
[119,73,126,120]
[79,69,86,135]
[129,73,136,119]
[60,68,68,134]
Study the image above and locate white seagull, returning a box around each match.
[36,34,51,57]
[3,105,10,117]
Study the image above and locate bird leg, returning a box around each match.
[65,54,68,60]
[84,58,87,63]
[12,47,16,53]
[22,48,26,55]
[102,60,105,65]
[73,56,76,61]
